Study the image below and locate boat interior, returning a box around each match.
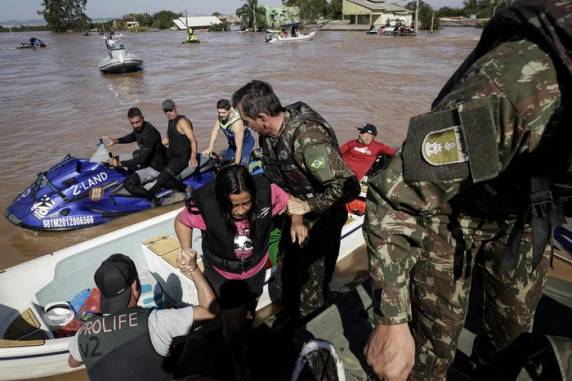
[0,215,199,348]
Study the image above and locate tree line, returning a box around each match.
[22,0,511,33]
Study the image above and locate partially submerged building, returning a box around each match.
[342,0,412,26]
[172,16,222,30]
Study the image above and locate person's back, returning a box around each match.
[76,307,171,381]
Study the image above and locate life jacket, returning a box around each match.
[77,307,171,381]
[261,102,339,201]
[167,114,192,159]
[433,0,572,271]
[193,175,272,273]
[219,109,251,147]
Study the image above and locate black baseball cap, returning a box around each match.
[356,123,377,136]
[94,254,138,314]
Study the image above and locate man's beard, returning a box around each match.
[218,116,228,124]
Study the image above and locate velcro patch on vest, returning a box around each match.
[403,108,469,183]
[404,98,500,184]
[458,97,500,183]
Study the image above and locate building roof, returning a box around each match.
[172,16,222,30]
[346,0,411,13]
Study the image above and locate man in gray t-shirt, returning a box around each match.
[67,252,216,381]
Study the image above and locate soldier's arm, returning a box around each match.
[366,39,562,325]
[293,123,358,213]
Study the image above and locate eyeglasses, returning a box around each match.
[163,108,173,113]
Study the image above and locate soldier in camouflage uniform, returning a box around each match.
[232,80,359,320]
[364,1,572,380]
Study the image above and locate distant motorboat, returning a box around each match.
[18,37,47,49]
[98,38,143,74]
[380,18,416,36]
[265,30,316,43]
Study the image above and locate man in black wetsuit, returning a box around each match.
[104,107,167,200]
[149,99,198,196]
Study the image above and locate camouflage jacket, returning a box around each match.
[365,0,570,325]
[261,102,358,216]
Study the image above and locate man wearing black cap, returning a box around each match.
[341,123,397,181]
[67,252,216,381]
[148,99,198,198]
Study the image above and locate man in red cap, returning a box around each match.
[67,252,216,381]
[341,123,397,181]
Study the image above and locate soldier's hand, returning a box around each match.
[287,197,311,215]
[365,323,415,381]
[290,217,308,246]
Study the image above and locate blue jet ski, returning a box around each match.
[5,141,259,231]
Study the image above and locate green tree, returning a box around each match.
[151,10,182,29]
[38,0,91,32]
[131,13,153,27]
[236,0,267,30]
[437,6,464,17]
[406,1,440,30]
[283,0,328,22]
[328,0,343,19]
[462,0,509,18]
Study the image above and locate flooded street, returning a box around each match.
[0,27,481,269]
[0,27,484,381]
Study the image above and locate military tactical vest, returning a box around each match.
[434,0,572,270]
[261,102,339,200]
[77,307,171,381]
[194,175,273,273]
[167,114,192,159]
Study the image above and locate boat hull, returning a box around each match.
[0,205,365,379]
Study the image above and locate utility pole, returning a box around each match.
[415,0,420,34]
[430,10,434,33]
[253,1,257,32]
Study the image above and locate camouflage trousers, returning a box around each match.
[275,205,348,320]
[409,219,549,381]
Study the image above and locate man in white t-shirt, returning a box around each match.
[67,252,216,381]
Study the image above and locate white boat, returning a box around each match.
[265,30,316,43]
[380,18,415,36]
[98,39,143,74]
[0,204,364,380]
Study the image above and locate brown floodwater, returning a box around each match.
[0,27,480,380]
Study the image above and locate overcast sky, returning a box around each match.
[1,0,465,22]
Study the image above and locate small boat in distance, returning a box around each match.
[98,37,143,74]
[18,37,47,49]
[265,30,316,43]
[380,18,416,36]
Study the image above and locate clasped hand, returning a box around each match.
[177,248,198,272]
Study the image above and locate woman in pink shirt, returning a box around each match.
[174,165,307,379]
